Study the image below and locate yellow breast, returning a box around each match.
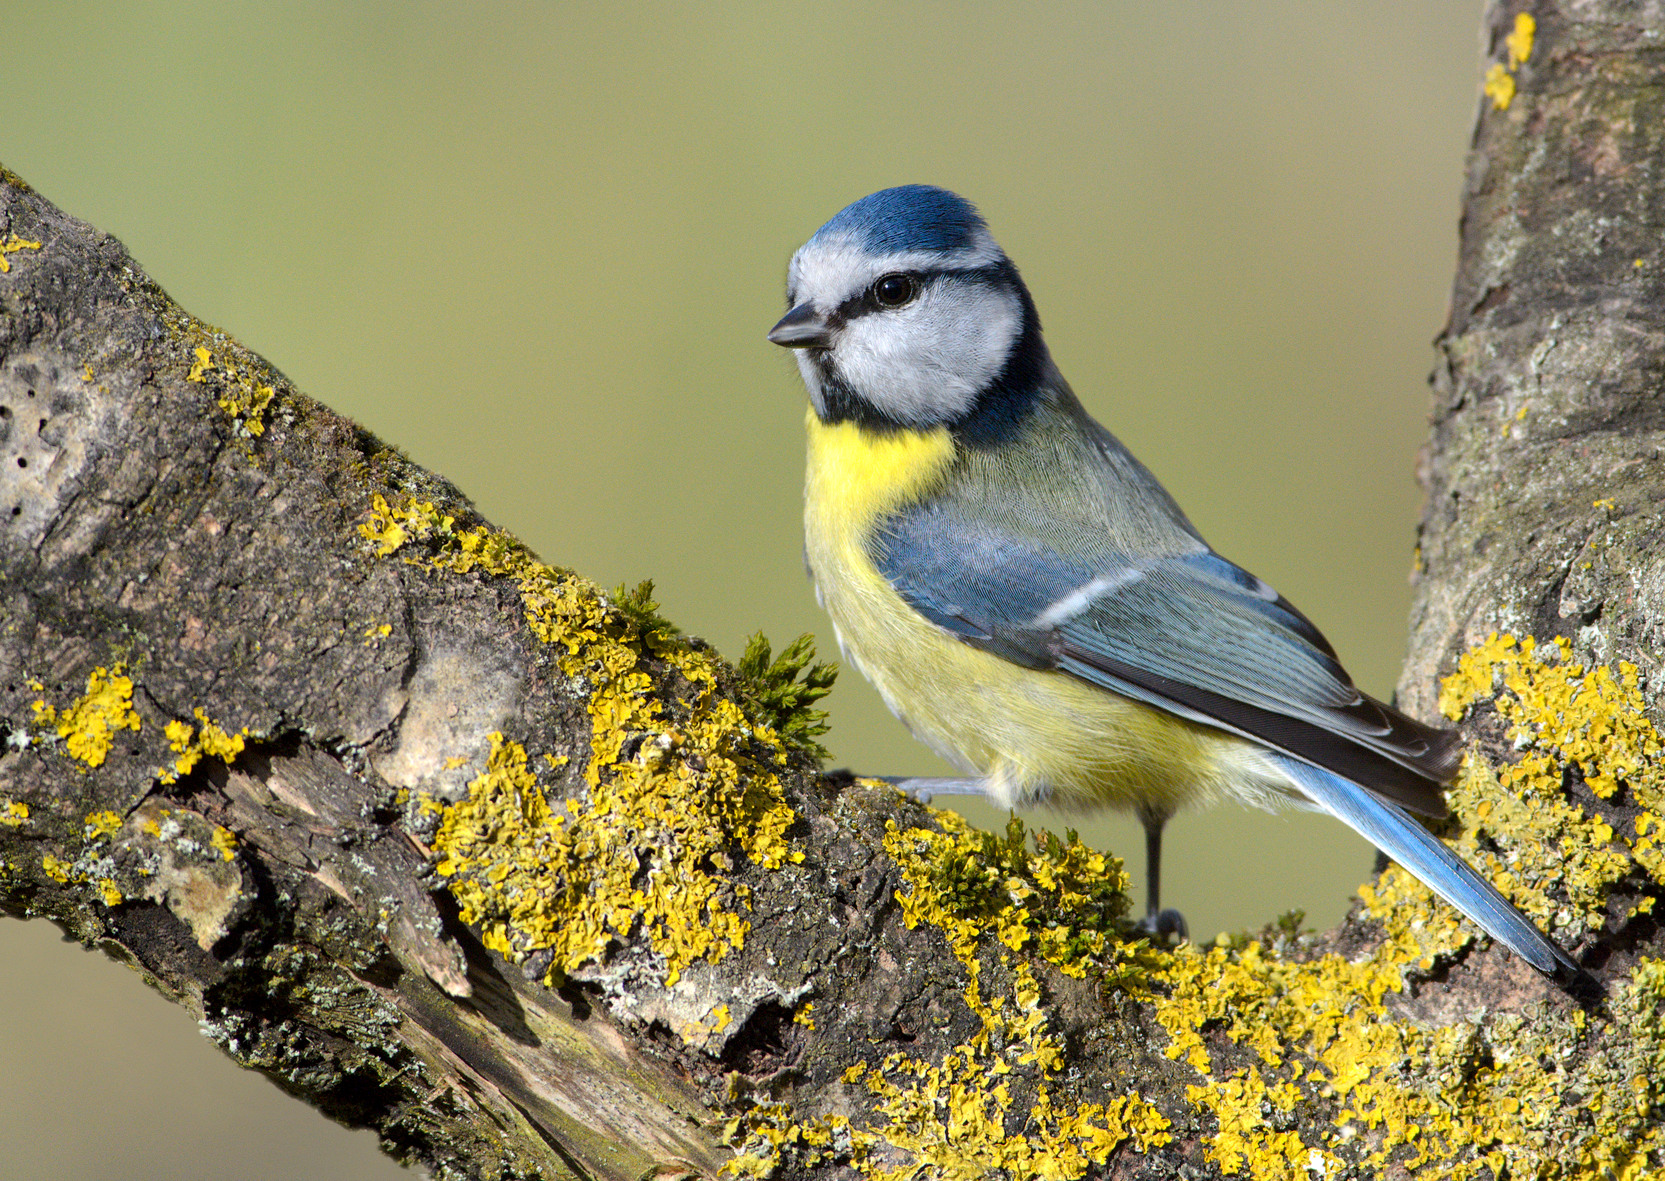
[802,409,1265,815]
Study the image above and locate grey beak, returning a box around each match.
[767,302,834,349]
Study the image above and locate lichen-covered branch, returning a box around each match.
[3,7,1665,1178]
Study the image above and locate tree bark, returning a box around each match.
[4,5,1664,1178]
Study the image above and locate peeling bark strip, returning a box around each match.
[5,7,1665,1178]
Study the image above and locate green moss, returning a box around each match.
[735,631,836,759]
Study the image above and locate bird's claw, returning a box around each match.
[1135,908,1189,942]
[825,769,913,795]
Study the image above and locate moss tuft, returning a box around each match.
[735,631,836,759]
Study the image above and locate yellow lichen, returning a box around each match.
[1139,632,1665,1179]
[195,711,249,761]
[0,233,41,273]
[435,711,788,986]
[1484,14,1533,113]
[370,495,804,990]
[1485,62,1517,111]
[185,345,276,437]
[775,812,1166,1179]
[1188,1067,1329,1179]
[210,826,238,861]
[1506,12,1535,71]
[840,1043,1171,1181]
[1439,634,1659,909]
[722,1101,839,1178]
[32,665,142,768]
[83,811,123,839]
[1153,938,1408,1177]
[0,800,28,828]
[40,854,73,884]
[157,708,250,785]
[884,811,1134,984]
[1150,928,1665,1180]
[359,494,412,557]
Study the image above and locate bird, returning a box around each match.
[766,183,1594,994]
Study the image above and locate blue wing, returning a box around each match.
[873,503,1457,814]
[873,503,1598,989]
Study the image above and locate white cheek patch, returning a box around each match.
[783,227,1019,424]
[836,281,1022,424]
[793,349,830,414]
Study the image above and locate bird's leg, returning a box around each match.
[1134,806,1188,941]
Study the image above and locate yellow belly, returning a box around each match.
[803,410,1274,816]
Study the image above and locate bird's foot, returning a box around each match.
[1135,908,1189,942]
[825,771,986,805]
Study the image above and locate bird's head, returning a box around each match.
[769,185,1044,432]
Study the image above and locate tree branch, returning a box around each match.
[4,7,1665,1177]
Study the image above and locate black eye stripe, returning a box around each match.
[830,263,1010,324]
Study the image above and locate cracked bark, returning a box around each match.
[3,4,1664,1178]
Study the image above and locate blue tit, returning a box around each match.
[767,184,1594,993]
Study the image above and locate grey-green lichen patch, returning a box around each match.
[118,800,253,950]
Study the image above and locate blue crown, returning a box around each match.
[810,185,988,255]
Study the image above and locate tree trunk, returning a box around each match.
[3,5,1663,1178]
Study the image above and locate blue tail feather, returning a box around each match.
[1269,753,1595,991]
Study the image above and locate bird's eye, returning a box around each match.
[872,273,916,308]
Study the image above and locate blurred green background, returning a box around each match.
[1,3,1484,1177]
